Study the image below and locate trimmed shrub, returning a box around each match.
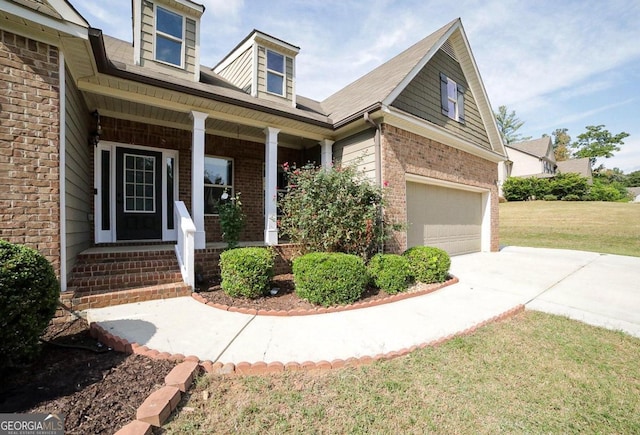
[403,246,451,284]
[293,252,368,306]
[220,247,275,298]
[368,254,414,295]
[588,180,627,202]
[543,194,557,201]
[0,240,59,369]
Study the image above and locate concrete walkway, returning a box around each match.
[85,247,640,365]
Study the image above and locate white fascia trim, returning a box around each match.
[0,0,89,39]
[59,51,67,291]
[171,0,206,14]
[382,20,459,106]
[405,173,489,193]
[133,0,142,65]
[47,0,89,27]
[382,105,506,164]
[253,32,300,56]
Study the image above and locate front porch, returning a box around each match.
[60,238,299,319]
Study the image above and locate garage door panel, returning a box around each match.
[407,182,482,255]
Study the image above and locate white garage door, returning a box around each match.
[406,182,483,255]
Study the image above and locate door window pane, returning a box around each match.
[124,154,156,212]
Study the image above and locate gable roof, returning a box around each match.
[508,137,553,160]
[321,19,457,122]
[556,157,592,179]
[321,18,505,156]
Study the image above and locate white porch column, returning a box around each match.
[190,111,208,249]
[319,139,334,169]
[264,127,280,245]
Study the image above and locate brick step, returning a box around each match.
[70,282,193,311]
[70,258,181,278]
[75,249,177,264]
[68,270,184,294]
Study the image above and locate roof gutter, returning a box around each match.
[87,28,334,130]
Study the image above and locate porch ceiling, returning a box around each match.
[84,92,321,149]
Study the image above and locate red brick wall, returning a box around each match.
[0,30,61,275]
[381,124,500,253]
[98,118,304,243]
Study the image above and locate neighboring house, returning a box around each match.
[1,0,506,311]
[499,137,593,195]
[504,137,557,178]
[556,158,593,181]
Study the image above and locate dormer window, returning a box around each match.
[155,6,184,67]
[266,50,285,96]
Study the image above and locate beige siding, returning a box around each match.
[217,46,253,93]
[392,48,491,149]
[185,17,196,76]
[333,129,377,182]
[406,182,482,255]
[256,45,294,105]
[139,1,196,80]
[64,68,92,280]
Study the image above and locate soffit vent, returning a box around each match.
[440,39,458,61]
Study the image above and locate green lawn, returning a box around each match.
[163,200,640,434]
[500,201,640,257]
[165,312,640,434]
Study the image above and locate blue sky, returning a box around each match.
[72,0,640,173]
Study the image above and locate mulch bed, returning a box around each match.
[198,273,443,311]
[0,318,175,434]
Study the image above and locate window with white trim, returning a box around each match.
[204,156,233,215]
[155,6,184,67]
[266,50,285,96]
[440,72,465,123]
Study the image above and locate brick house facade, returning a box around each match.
[1,2,506,310]
[0,30,61,275]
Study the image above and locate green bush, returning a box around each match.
[543,194,558,201]
[549,173,589,199]
[562,194,581,201]
[403,246,451,284]
[588,180,627,202]
[278,163,400,261]
[219,247,274,298]
[367,253,414,295]
[502,177,548,201]
[0,240,59,369]
[293,252,368,306]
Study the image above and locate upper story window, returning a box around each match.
[440,72,465,123]
[204,156,233,215]
[156,6,184,67]
[266,50,285,96]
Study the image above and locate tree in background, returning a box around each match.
[494,105,531,144]
[551,128,571,161]
[626,170,640,187]
[570,125,629,169]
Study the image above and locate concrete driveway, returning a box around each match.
[451,246,640,338]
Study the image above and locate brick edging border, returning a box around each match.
[95,304,526,433]
[89,303,525,376]
[190,276,460,316]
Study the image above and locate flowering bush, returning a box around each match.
[218,191,245,249]
[278,163,399,260]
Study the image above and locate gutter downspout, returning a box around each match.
[364,112,384,253]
